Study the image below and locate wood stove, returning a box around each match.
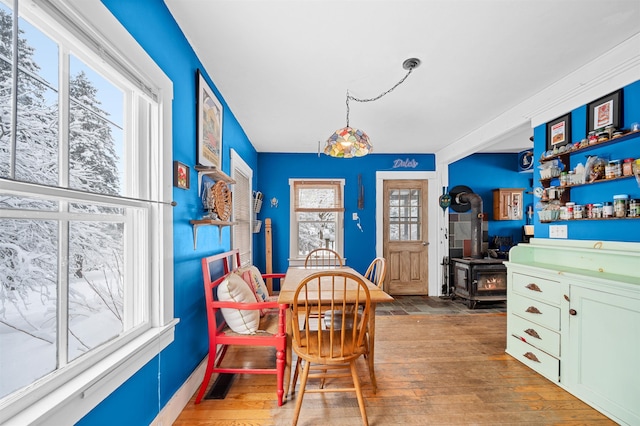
[452,258,507,309]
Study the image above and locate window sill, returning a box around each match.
[1,319,179,426]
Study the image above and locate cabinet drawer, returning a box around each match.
[512,272,562,305]
[508,314,560,358]
[507,335,559,383]
[510,293,560,331]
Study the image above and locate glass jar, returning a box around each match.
[592,203,602,218]
[585,203,594,219]
[560,172,568,186]
[623,158,635,176]
[573,204,584,219]
[565,202,575,219]
[629,199,640,218]
[613,194,629,218]
[606,160,622,179]
[603,201,614,218]
[588,131,598,144]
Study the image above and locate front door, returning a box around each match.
[383,179,429,295]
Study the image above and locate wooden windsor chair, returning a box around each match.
[290,271,371,426]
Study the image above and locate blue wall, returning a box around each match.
[533,80,640,241]
[78,1,258,424]
[255,153,436,279]
[449,153,534,244]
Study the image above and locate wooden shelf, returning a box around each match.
[539,130,640,164]
[540,216,640,224]
[189,219,235,249]
[194,165,235,183]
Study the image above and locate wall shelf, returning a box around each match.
[540,216,640,224]
[195,165,235,195]
[539,130,640,164]
[189,219,235,249]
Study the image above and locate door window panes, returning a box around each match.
[388,188,422,241]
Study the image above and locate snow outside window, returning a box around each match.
[289,179,344,263]
[0,1,175,424]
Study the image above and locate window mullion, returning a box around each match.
[59,46,70,188]
[57,213,69,368]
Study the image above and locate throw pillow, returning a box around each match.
[217,273,260,334]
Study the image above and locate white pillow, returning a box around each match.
[217,273,260,334]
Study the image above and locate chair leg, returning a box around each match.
[276,346,285,406]
[194,356,215,404]
[350,360,369,426]
[291,357,302,395]
[291,359,311,426]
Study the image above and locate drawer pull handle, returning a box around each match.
[564,294,570,302]
[526,306,542,314]
[525,328,541,339]
[524,352,540,363]
[525,283,542,292]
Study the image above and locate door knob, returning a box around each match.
[422,241,429,246]
[569,309,577,316]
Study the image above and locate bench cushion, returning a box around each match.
[217,273,260,334]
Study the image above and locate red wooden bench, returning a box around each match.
[194,249,288,406]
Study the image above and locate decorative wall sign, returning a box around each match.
[518,150,534,172]
[196,70,223,169]
[173,161,190,189]
[392,158,419,168]
[546,113,571,151]
[587,88,623,132]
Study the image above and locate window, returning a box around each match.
[231,149,252,266]
[289,179,344,264]
[0,1,174,424]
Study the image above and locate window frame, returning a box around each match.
[0,1,176,424]
[288,178,345,266]
[230,149,253,266]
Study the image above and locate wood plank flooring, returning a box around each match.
[175,301,615,425]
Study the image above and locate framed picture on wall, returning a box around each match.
[173,161,190,189]
[196,69,223,169]
[546,113,571,151]
[587,88,623,132]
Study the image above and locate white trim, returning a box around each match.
[436,33,640,165]
[230,149,253,265]
[150,355,207,426]
[0,1,176,424]
[375,171,441,296]
[288,178,345,262]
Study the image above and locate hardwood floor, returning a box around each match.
[175,299,615,425]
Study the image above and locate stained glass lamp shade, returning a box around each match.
[325,127,372,158]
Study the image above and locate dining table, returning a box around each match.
[277,266,394,396]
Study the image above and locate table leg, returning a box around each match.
[368,303,377,393]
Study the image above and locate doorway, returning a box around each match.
[382,179,429,295]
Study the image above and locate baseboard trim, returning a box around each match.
[150,356,207,426]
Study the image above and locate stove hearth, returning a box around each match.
[451,257,507,309]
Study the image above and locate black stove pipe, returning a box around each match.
[456,192,483,259]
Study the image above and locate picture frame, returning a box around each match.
[546,113,572,151]
[196,69,223,169]
[587,88,623,132]
[173,161,190,190]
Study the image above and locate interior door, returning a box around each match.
[383,179,429,295]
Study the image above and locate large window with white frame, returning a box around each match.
[0,1,174,424]
[289,179,344,264]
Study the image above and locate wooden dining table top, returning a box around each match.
[277,266,394,305]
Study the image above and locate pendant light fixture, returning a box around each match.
[324,57,421,158]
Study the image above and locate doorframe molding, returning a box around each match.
[376,171,439,296]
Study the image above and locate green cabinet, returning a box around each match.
[506,238,640,425]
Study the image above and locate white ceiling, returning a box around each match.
[164,0,640,158]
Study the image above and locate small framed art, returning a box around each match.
[546,113,571,151]
[587,88,623,132]
[174,161,190,190]
[196,69,223,169]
